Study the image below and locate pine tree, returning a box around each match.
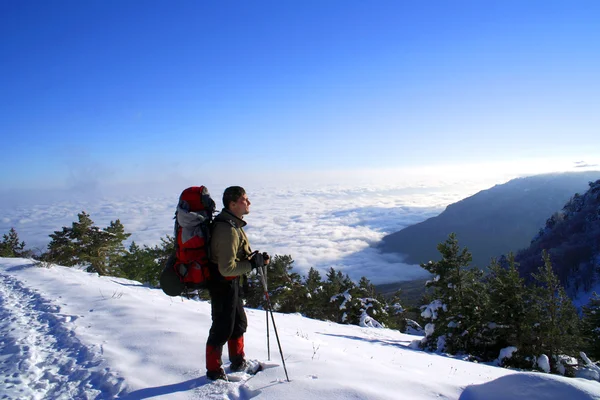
[84,225,112,275]
[527,250,580,372]
[118,242,160,285]
[244,272,266,309]
[245,255,305,313]
[45,212,131,276]
[71,211,95,250]
[120,241,143,280]
[266,255,305,313]
[385,289,406,331]
[419,233,487,354]
[47,226,78,266]
[581,292,600,360]
[323,267,355,323]
[483,253,529,362]
[116,235,175,287]
[147,235,175,285]
[0,228,26,257]
[103,219,131,273]
[342,276,389,327]
[302,267,326,320]
[66,212,99,271]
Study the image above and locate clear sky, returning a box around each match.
[1,0,599,190]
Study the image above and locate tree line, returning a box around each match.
[1,213,599,376]
[419,233,599,375]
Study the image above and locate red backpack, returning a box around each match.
[160,186,216,296]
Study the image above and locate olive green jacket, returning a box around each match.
[210,209,253,277]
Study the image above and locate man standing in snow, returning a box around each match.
[205,186,270,380]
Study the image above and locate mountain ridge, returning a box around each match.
[379,171,600,269]
[513,178,600,301]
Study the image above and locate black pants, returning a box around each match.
[207,278,247,347]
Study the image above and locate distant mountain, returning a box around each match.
[379,171,600,268]
[513,178,600,299]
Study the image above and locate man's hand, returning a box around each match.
[261,252,270,265]
[250,251,264,269]
[250,251,271,269]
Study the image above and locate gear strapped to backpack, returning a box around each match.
[160,186,216,296]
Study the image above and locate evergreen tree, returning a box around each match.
[118,242,159,285]
[244,272,266,309]
[527,250,580,372]
[419,233,487,354]
[483,253,529,362]
[358,276,376,297]
[45,212,131,276]
[47,226,78,266]
[385,289,406,331]
[581,292,600,360]
[0,228,26,257]
[118,235,174,287]
[339,276,389,327]
[322,267,355,322]
[154,235,175,265]
[104,220,131,271]
[245,255,305,313]
[120,241,143,279]
[148,235,176,285]
[302,267,326,320]
[265,255,305,313]
[84,225,111,274]
[58,212,99,270]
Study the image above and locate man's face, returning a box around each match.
[230,194,251,218]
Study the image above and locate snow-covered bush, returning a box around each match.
[537,354,551,373]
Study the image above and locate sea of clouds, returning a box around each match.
[4,158,589,284]
[0,179,511,285]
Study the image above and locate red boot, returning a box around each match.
[206,344,226,380]
[228,336,247,372]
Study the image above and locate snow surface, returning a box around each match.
[1,257,599,400]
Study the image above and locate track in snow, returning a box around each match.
[0,272,126,399]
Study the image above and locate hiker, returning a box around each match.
[205,186,270,380]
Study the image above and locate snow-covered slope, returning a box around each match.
[1,258,599,400]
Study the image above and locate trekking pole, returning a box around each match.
[257,266,290,382]
[266,307,270,360]
[262,265,271,361]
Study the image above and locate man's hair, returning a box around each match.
[223,186,246,210]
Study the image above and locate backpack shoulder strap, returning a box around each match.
[212,216,238,229]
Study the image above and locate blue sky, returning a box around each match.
[1,0,599,190]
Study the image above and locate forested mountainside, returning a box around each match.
[380,171,600,268]
[514,179,600,297]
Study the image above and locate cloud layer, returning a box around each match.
[2,174,512,285]
[10,156,595,284]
